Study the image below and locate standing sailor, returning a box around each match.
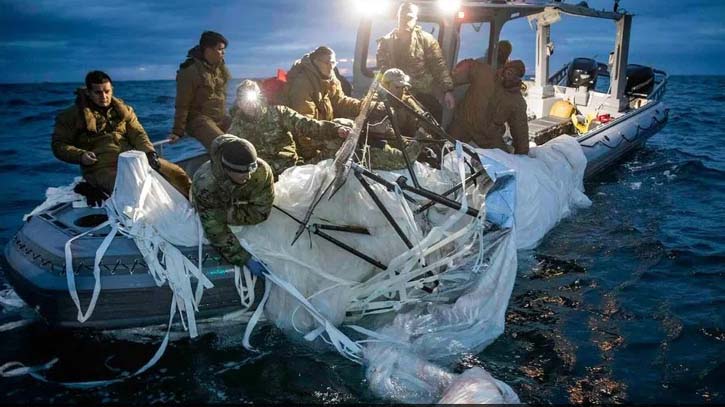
[52,70,191,202]
[376,2,455,122]
[169,31,232,149]
[192,135,274,273]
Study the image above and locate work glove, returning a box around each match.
[245,258,268,277]
[146,151,161,171]
[74,181,109,207]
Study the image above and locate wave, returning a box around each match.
[153,95,175,104]
[18,112,57,124]
[4,98,31,107]
[711,94,725,103]
[41,99,70,107]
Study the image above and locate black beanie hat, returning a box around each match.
[221,138,257,173]
[199,31,228,50]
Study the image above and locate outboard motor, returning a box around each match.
[625,64,655,97]
[567,57,598,89]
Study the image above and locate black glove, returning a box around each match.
[74,182,109,207]
[146,151,161,171]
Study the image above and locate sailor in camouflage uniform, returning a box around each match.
[364,68,429,171]
[229,80,351,176]
[192,135,274,268]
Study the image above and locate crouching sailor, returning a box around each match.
[229,80,350,179]
[192,135,274,274]
[51,70,192,204]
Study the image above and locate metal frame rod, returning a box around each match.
[310,225,386,270]
[352,163,480,219]
[414,169,488,215]
[315,224,370,235]
[273,205,386,270]
[354,171,414,249]
[383,96,420,189]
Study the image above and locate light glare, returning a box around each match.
[437,0,462,14]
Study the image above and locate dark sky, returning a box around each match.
[0,0,723,84]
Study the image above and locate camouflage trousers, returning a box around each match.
[365,141,422,171]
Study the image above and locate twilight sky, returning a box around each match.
[0,0,723,84]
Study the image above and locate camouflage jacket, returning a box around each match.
[376,26,454,95]
[284,53,361,121]
[52,89,155,179]
[173,46,232,136]
[192,135,275,266]
[229,104,341,175]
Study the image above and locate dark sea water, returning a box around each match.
[0,77,723,403]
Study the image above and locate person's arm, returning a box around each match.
[193,186,251,266]
[451,59,475,85]
[329,79,362,119]
[171,67,196,137]
[278,106,338,139]
[287,77,318,118]
[509,99,530,155]
[51,111,87,164]
[227,166,275,226]
[375,38,391,72]
[423,33,454,92]
[124,106,155,153]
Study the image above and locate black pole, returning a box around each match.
[311,225,387,270]
[354,171,414,249]
[383,97,420,189]
[273,205,386,270]
[414,169,489,215]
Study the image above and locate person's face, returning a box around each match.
[313,53,337,78]
[236,87,262,117]
[226,169,252,185]
[503,67,519,82]
[387,83,405,99]
[87,81,113,108]
[203,42,226,65]
[398,9,417,31]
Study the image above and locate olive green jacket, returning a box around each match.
[229,104,340,175]
[52,90,155,179]
[173,46,232,136]
[192,135,275,266]
[284,54,361,121]
[482,80,529,155]
[376,26,454,95]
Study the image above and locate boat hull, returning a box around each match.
[579,100,669,178]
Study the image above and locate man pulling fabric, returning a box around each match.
[230,80,351,175]
[192,135,274,274]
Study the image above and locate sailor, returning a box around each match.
[284,46,363,123]
[169,31,232,149]
[191,135,274,273]
[51,71,191,203]
[376,2,455,122]
[364,68,428,171]
[450,59,529,154]
[229,80,351,177]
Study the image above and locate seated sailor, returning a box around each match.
[229,80,351,178]
[51,70,191,204]
[168,31,232,150]
[363,68,430,171]
[449,58,529,155]
[192,135,274,271]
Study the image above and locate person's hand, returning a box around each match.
[337,126,352,138]
[146,151,161,171]
[168,133,181,144]
[245,258,268,277]
[80,151,97,166]
[444,91,456,110]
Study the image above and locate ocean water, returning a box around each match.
[0,76,723,403]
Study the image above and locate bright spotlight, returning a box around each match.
[242,90,259,103]
[437,0,462,14]
[354,0,391,17]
